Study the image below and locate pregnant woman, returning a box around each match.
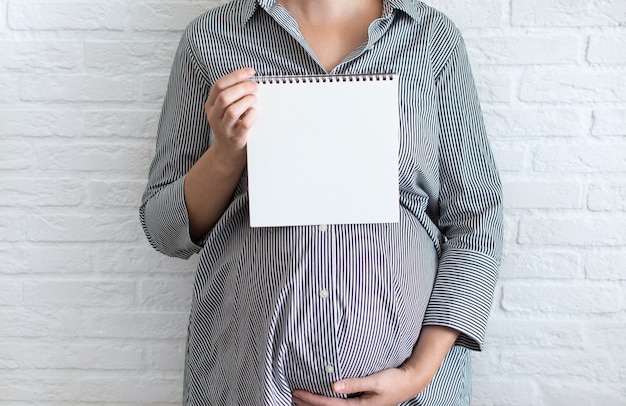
[140,0,503,404]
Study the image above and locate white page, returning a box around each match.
[246,75,399,228]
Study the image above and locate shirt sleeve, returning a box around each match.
[422,36,504,351]
[139,29,211,259]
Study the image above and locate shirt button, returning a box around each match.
[319,289,329,299]
[319,224,328,232]
[324,364,335,374]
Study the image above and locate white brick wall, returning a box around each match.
[1,0,624,404]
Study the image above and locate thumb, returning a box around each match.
[332,376,375,395]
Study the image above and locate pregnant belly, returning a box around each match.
[261,221,438,396]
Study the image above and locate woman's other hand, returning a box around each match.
[292,365,426,406]
[205,67,259,161]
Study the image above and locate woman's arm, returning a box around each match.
[292,326,460,406]
[184,68,258,241]
[140,28,258,257]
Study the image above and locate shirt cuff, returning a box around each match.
[423,248,499,351]
[140,175,203,259]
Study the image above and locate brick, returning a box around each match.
[35,143,152,176]
[19,75,135,102]
[592,108,626,136]
[0,373,74,401]
[26,214,141,242]
[130,2,216,31]
[0,310,188,339]
[0,403,178,406]
[139,280,193,311]
[144,340,186,370]
[0,215,27,242]
[85,41,177,72]
[533,144,626,173]
[0,40,82,70]
[91,246,197,274]
[586,252,626,280]
[0,246,92,274]
[502,214,519,248]
[472,67,513,102]
[0,281,22,306]
[471,349,500,375]
[8,1,128,30]
[0,310,86,338]
[0,248,28,274]
[0,178,83,207]
[519,215,626,246]
[588,183,626,211]
[520,68,626,102]
[0,74,19,103]
[490,142,527,172]
[502,282,621,313]
[512,0,626,27]
[0,109,156,139]
[584,321,626,349]
[0,0,6,30]
[502,180,583,209]
[80,110,160,138]
[484,319,585,348]
[0,109,79,137]
[0,374,181,402]
[488,283,504,317]
[501,350,620,381]
[79,311,188,339]
[472,379,539,406]
[540,382,625,405]
[87,180,145,208]
[588,32,626,64]
[483,107,588,137]
[425,0,504,28]
[500,250,582,279]
[76,377,182,402]
[140,74,169,102]
[23,280,135,308]
[0,142,34,170]
[466,33,581,65]
[0,340,142,370]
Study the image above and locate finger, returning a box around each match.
[292,390,349,406]
[220,94,256,127]
[211,80,258,120]
[236,106,258,132]
[207,82,257,126]
[333,376,377,395]
[292,396,316,406]
[207,67,256,107]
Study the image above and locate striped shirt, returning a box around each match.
[140,0,503,404]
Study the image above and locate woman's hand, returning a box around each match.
[292,364,428,406]
[205,67,259,161]
[292,326,460,406]
[184,68,258,239]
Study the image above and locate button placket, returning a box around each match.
[317,223,340,382]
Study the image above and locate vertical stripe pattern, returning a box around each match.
[139,0,503,404]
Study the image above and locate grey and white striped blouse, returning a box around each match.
[140,0,503,404]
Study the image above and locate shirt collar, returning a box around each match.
[239,0,424,25]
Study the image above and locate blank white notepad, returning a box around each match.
[246,74,399,228]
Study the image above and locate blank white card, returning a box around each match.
[246,75,399,228]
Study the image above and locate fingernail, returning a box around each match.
[334,382,345,392]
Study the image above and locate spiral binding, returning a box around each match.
[250,73,397,84]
